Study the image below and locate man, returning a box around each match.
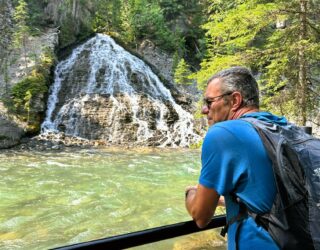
[185,66,287,249]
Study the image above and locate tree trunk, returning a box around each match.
[4,58,9,94]
[297,0,308,125]
[72,0,77,19]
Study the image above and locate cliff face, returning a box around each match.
[41,34,202,147]
[43,0,94,48]
[0,1,13,69]
[0,103,24,148]
[0,0,59,149]
[0,0,13,97]
[0,28,58,92]
[0,1,205,149]
[135,39,201,109]
[0,117,24,148]
[0,27,58,148]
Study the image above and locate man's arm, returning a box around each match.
[185,184,220,228]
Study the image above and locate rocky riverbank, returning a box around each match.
[12,131,204,151]
[13,132,115,151]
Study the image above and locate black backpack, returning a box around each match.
[233,118,320,250]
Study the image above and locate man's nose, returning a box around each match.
[201,105,209,114]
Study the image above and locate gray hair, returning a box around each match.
[207,66,259,108]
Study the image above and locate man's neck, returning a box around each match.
[230,107,259,120]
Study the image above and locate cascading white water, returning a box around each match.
[41,34,202,147]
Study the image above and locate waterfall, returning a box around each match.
[41,34,202,147]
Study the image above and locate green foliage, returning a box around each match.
[257,0,320,124]
[11,72,47,113]
[11,0,209,67]
[24,90,32,123]
[92,1,120,33]
[7,47,54,131]
[172,51,180,72]
[194,54,243,90]
[158,0,209,62]
[91,0,209,56]
[189,139,203,149]
[59,13,78,47]
[35,47,55,79]
[119,0,178,51]
[157,0,184,20]
[195,0,320,125]
[174,59,193,85]
[13,0,31,50]
[25,0,48,29]
[194,1,276,89]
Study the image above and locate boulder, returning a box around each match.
[0,114,24,149]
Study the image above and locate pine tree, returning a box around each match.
[195,0,320,125]
[174,58,193,85]
[13,0,31,69]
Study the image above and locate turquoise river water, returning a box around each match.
[1,147,226,250]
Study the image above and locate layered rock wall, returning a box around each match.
[0,7,58,148]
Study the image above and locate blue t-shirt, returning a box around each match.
[199,112,287,250]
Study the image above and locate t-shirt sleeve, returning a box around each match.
[199,125,249,196]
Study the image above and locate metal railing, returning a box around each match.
[53,215,226,250]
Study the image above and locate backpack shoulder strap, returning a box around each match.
[240,117,280,165]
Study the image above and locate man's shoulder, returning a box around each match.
[210,119,253,134]
[240,111,288,126]
[205,120,256,145]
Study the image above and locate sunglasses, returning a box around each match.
[203,92,233,109]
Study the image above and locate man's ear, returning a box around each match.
[230,92,243,111]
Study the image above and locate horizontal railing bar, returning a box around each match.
[53,215,226,250]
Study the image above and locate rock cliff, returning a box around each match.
[42,34,203,147]
[0,1,205,149]
[0,103,24,148]
[0,22,58,148]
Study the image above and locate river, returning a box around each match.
[0,147,226,249]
